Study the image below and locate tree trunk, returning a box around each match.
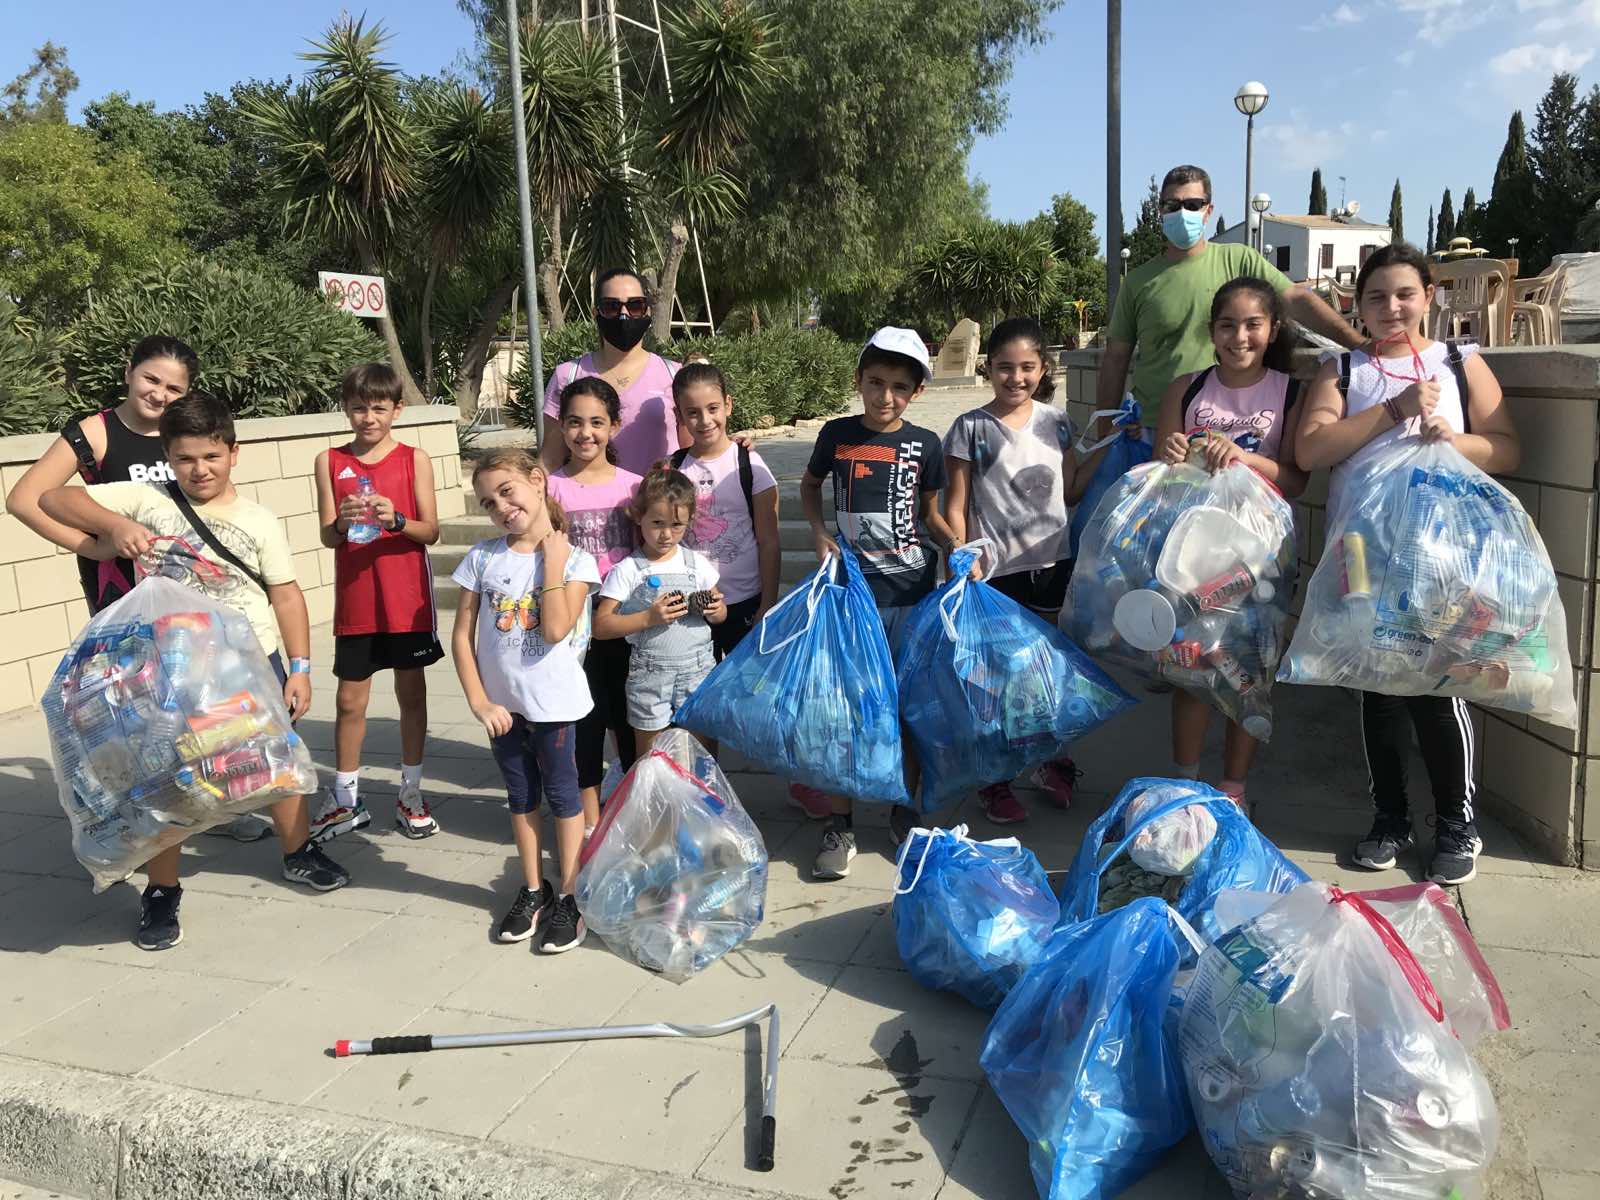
[453,275,519,415]
[356,236,425,406]
[541,206,565,332]
[651,216,691,345]
[420,258,441,399]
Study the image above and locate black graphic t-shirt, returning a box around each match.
[806,416,947,608]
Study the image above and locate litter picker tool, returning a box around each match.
[334,1003,782,1171]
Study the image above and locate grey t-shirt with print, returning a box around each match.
[943,401,1075,578]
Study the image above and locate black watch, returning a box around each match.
[389,511,407,533]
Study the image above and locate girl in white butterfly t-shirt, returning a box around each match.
[1295,243,1519,889]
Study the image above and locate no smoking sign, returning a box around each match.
[317,271,388,319]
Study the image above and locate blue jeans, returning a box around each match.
[489,716,581,818]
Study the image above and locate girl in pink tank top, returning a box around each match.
[1153,277,1310,812]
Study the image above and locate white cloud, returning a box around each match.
[1301,4,1365,31]
[1396,48,1416,67]
[1532,0,1600,34]
[1257,110,1362,171]
[1395,0,1491,43]
[1487,42,1597,77]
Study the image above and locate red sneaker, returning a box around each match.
[786,781,834,820]
[1032,758,1082,809]
[978,782,1027,825]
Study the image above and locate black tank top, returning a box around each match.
[67,408,174,611]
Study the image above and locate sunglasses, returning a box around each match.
[597,296,651,319]
[1158,197,1209,214]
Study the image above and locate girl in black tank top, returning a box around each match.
[5,336,198,613]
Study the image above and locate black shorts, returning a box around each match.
[333,632,446,681]
[712,595,762,660]
[989,559,1073,614]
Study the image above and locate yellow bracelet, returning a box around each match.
[541,584,565,593]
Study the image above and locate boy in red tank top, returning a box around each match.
[311,364,445,842]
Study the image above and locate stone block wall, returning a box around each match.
[0,405,465,711]
[1057,344,1600,868]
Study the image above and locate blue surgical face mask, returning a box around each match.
[1162,207,1208,249]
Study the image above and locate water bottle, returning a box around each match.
[346,476,381,544]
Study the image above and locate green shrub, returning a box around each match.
[69,257,385,417]
[0,298,75,436]
[503,322,603,429]
[504,324,854,431]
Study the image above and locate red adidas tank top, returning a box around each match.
[329,443,436,635]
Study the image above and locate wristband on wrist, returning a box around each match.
[1382,397,1403,426]
[289,658,312,675]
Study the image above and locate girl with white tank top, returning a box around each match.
[1294,243,1521,889]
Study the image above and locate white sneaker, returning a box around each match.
[395,782,439,839]
[310,792,370,845]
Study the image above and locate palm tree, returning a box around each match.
[243,18,424,401]
[912,222,1059,331]
[412,81,513,397]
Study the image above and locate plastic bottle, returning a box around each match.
[346,476,382,544]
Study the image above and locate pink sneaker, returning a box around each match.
[1032,758,1082,809]
[978,782,1027,825]
[787,782,834,821]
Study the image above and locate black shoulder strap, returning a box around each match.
[1338,353,1352,397]
[737,442,755,520]
[669,448,689,470]
[1446,340,1471,434]
[1283,376,1302,412]
[163,481,268,593]
[63,414,101,483]
[1179,367,1213,427]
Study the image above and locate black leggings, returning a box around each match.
[1359,692,1476,826]
[576,636,635,789]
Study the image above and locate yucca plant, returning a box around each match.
[912,222,1059,330]
[0,298,74,435]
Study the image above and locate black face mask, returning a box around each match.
[596,313,650,352]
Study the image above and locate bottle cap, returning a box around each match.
[647,575,661,588]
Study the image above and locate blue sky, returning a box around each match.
[5,0,1597,255]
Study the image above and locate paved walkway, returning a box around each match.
[2,384,1598,1198]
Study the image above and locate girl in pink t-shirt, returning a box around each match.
[546,377,642,831]
[1154,277,1309,812]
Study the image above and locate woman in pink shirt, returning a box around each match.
[1154,277,1308,812]
[541,267,686,478]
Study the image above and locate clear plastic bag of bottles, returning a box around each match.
[1124,785,1218,876]
[675,545,907,803]
[896,543,1135,812]
[891,823,1060,1011]
[1279,438,1577,727]
[575,729,766,981]
[1068,394,1154,558]
[981,897,1204,1200]
[40,576,316,892]
[1064,458,1297,740]
[1180,882,1500,1200]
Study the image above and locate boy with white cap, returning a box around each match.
[798,327,961,879]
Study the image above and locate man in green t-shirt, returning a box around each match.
[1098,164,1362,429]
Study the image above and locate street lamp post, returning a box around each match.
[505,0,546,448]
[1251,193,1272,255]
[1234,82,1269,258]
[1507,236,1520,267]
[1106,0,1122,313]
[1120,246,1131,278]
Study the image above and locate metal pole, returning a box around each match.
[506,0,547,445]
[1105,0,1122,313]
[1244,112,1254,256]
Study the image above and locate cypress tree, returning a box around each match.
[1529,73,1587,270]
[1309,168,1328,216]
[1437,189,1456,249]
[1388,178,1404,243]
[1427,206,1435,254]
[1482,110,1535,257]
[1459,187,1478,240]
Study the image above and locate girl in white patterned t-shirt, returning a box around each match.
[1296,242,1520,888]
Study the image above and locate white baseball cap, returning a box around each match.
[858,326,933,383]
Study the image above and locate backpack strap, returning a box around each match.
[669,448,689,471]
[1446,340,1471,434]
[162,481,269,594]
[1338,352,1352,397]
[62,412,105,483]
[1179,367,1214,429]
[1283,376,1302,412]
[737,442,755,521]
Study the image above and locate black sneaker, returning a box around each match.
[136,884,182,951]
[1352,816,1414,870]
[889,804,918,847]
[1429,820,1483,886]
[499,879,555,943]
[282,842,351,892]
[539,894,586,954]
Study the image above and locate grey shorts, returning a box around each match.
[627,646,716,732]
[877,604,913,657]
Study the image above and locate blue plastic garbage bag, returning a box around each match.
[1280,436,1577,727]
[896,545,1136,812]
[1068,395,1153,557]
[675,544,908,803]
[981,897,1199,1200]
[891,823,1060,1010]
[1059,777,1307,941]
